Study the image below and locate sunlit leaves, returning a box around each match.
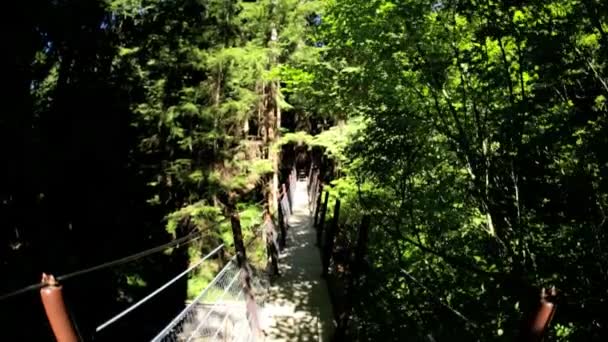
[318,0,608,339]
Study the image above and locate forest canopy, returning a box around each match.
[2,0,607,341]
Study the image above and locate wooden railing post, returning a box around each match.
[307,165,313,192]
[322,199,341,277]
[40,274,78,342]
[307,169,314,201]
[334,215,370,340]
[289,168,296,205]
[229,203,261,337]
[310,169,319,204]
[317,191,329,246]
[313,182,323,225]
[310,174,319,215]
[281,184,291,215]
[230,206,248,266]
[314,172,320,205]
[285,179,292,211]
[278,189,288,249]
[264,212,280,276]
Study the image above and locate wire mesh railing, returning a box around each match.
[151,259,253,342]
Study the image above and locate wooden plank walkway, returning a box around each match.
[262,180,334,341]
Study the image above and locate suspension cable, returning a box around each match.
[57,232,204,282]
[0,231,204,302]
[96,244,225,332]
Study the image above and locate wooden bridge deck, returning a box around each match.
[262,180,334,341]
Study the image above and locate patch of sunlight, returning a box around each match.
[187,260,221,299]
[126,274,147,288]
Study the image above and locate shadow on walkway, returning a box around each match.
[262,180,334,342]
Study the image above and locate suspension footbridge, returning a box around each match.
[150,178,334,342]
[2,169,335,342]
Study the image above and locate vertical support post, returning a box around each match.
[289,169,295,205]
[334,215,370,340]
[264,212,280,276]
[316,191,329,246]
[313,172,320,206]
[230,205,248,266]
[40,274,78,342]
[310,169,318,201]
[282,184,291,215]
[278,191,287,249]
[313,182,323,225]
[307,165,313,191]
[322,199,341,277]
[309,174,317,213]
[229,202,261,337]
[307,169,313,199]
[280,183,293,214]
[519,288,557,342]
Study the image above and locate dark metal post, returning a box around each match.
[40,274,78,342]
[322,199,341,277]
[334,215,370,340]
[317,191,329,246]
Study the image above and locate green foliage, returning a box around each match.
[165,202,221,237]
[187,260,222,300]
[277,119,364,164]
[317,0,608,339]
[4,0,325,340]
[311,119,364,163]
[277,131,314,147]
[9,0,608,340]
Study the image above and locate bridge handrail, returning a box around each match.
[96,244,225,332]
[150,256,238,341]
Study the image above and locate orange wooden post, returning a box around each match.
[520,287,557,342]
[40,273,78,342]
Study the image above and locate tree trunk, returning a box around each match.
[267,22,280,214]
